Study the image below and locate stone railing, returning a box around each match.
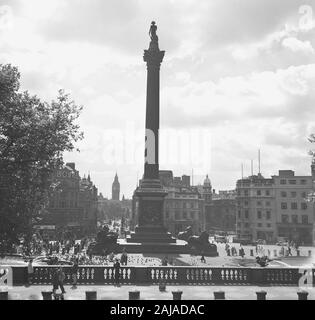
[2,265,312,286]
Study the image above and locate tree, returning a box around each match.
[0,64,83,245]
[309,134,315,161]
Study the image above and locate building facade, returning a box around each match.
[205,190,236,234]
[236,174,275,243]
[35,163,98,238]
[236,169,314,245]
[273,170,313,245]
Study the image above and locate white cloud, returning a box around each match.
[282,36,315,53]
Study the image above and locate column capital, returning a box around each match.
[143,47,165,68]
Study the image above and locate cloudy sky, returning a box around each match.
[1,0,315,198]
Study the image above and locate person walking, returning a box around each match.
[288,246,292,256]
[114,259,121,286]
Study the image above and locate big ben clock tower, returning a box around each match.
[112,173,120,201]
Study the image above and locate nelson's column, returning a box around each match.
[126,22,185,252]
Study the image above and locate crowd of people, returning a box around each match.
[224,243,245,258]
[222,241,300,259]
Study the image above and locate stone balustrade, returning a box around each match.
[1,265,311,286]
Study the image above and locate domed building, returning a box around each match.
[203,174,212,203]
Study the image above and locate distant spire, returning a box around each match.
[88,171,91,182]
[136,171,139,188]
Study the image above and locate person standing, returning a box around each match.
[56,267,66,294]
[71,260,79,288]
[52,268,59,294]
[239,245,245,258]
[114,259,121,286]
[27,259,34,286]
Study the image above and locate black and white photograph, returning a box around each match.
[1,0,315,312]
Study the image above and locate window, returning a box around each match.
[300,179,307,185]
[267,223,271,228]
[301,192,307,198]
[245,210,249,219]
[257,223,262,228]
[257,190,261,196]
[238,211,241,218]
[281,202,287,209]
[292,215,298,224]
[280,179,286,185]
[244,190,249,196]
[281,215,289,223]
[291,202,298,210]
[301,203,307,210]
[175,212,180,220]
[266,211,271,220]
[257,201,262,206]
[289,180,297,185]
[257,210,262,219]
[245,223,250,228]
[265,190,270,196]
[183,212,187,219]
[266,201,271,207]
[290,191,297,198]
[281,191,287,197]
[302,215,309,224]
[244,201,249,206]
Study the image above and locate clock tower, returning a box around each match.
[112,173,120,201]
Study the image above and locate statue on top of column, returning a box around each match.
[149,21,158,42]
[148,21,160,51]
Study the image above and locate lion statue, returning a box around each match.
[188,231,217,254]
[177,226,193,241]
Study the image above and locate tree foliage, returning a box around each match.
[309,134,315,161]
[0,64,84,243]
